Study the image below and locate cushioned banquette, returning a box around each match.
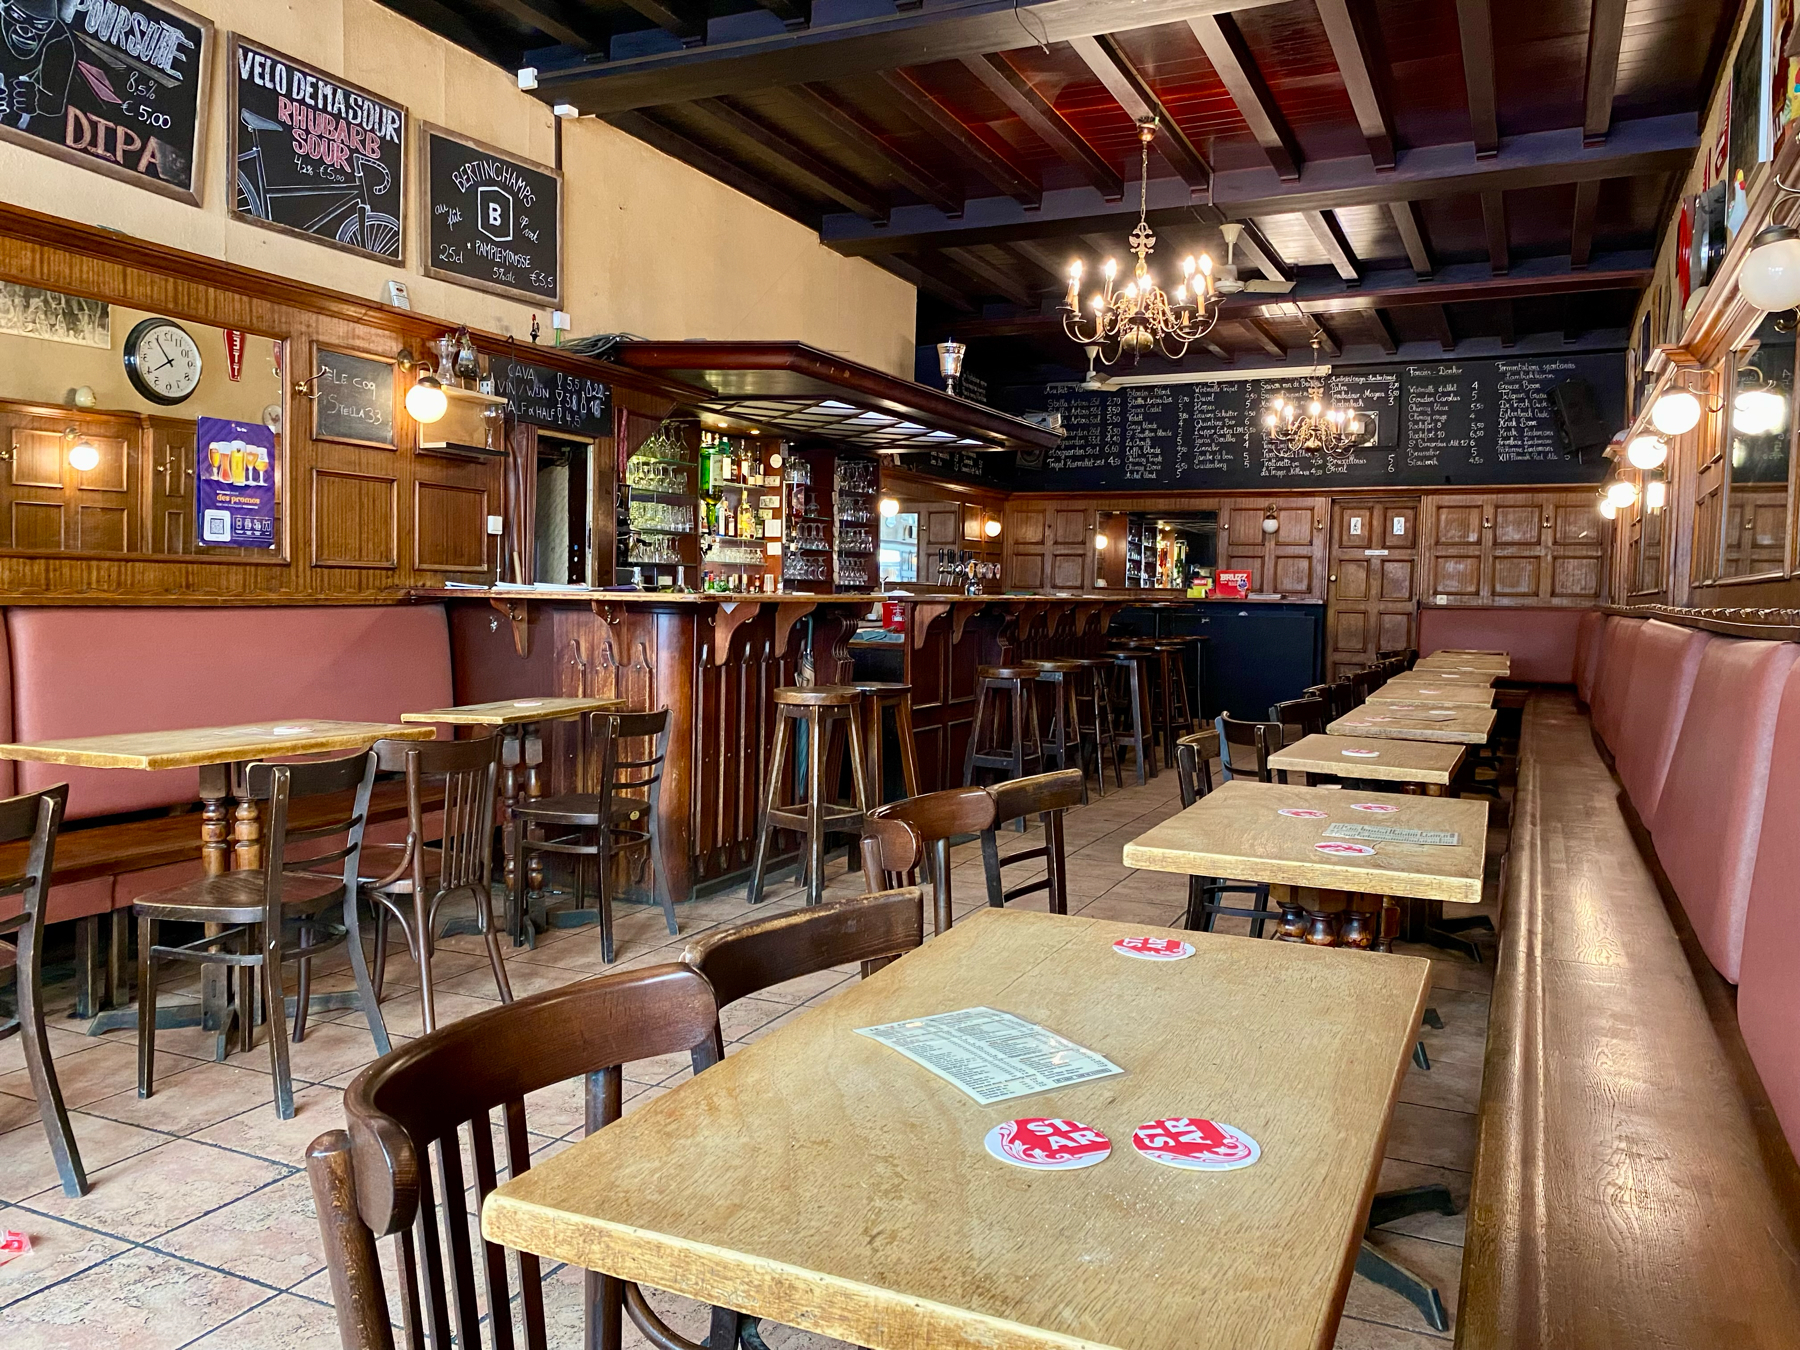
[1611,619,1709,821]
[0,605,453,925]
[1415,605,1585,683]
[1588,615,1646,750]
[1572,608,1606,705]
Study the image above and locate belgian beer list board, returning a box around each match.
[1033,353,1621,490]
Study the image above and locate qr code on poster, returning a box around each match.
[202,510,233,543]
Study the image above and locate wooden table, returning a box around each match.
[1383,669,1498,688]
[482,908,1431,1350]
[1269,733,1466,792]
[1366,683,1495,707]
[1415,655,1509,674]
[1328,705,1496,745]
[400,696,625,727]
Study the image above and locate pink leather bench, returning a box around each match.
[1613,620,1711,822]
[1416,606,1588,683]
[1590,615,1647,750]
[1738,660,1800,1157]
[1573,608,1606,705]
[1649,636,1799,983]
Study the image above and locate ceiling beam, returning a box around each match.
[882,70,1042,208]
[1233,219,1293,281]
[686,99,890,220]
[1189,13,1302,180]
[1481,189,1509,274]
[1066,34,1214,190]
[786,85,964,218]
[1362,307,1399,354]
[1314,0,1395,169]
[1010,237,1093,286]
[1455,0,1499,158]
[485,0,602,52]
[536,0,1293,115]
[1303,209,1360,281]
[1388,199,1433,278]
[752,0,811,28]
[1583,0,1629,145]
[1571,178,1600,268]
[878,255,975,310]
[1242,317,1287,357]
[941,247,1035,306]
[602,110,815,225]
[616,0,706,45]
[1292,306,1341,357]
[1201,338,1235,362]
[1422,304,1456,350]
[389,0,511,63]
[961,54,1124,200]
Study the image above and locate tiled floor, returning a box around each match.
[0,764,1499,1348]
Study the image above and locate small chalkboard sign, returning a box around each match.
[311,347,396,449]
[488,354,610,437]
[423,125,561,304]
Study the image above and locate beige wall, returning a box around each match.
[0,0,915,375]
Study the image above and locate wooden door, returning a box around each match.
[1327,498,1419,679]
[147,416,195,555]
[0,406,141,553]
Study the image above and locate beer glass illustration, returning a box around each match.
[230,443,246,486]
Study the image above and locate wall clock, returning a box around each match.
[123,317,204,406]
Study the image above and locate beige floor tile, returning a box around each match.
[82,1060,291,1136]
[21,1138,287,1241]
[0,1111,168,1203]
[275,1019,394,1085]
[0,1039,190,1111]
[0,1204,131,1308]
[0,1247,268,1350]
[154,1173,324,1288]
[181,1292,344,1349]
[366,989,502,1040]
[0,1024,108,1077]
[193,1084,347,1167]
[437,957,577,1001]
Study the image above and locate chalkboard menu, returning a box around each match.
[423,125,562,304]
[312,347,396,449]
[231,39,406,263]
[1030,353,1622,492]
[489,354,610,437]
[0,0,211,203]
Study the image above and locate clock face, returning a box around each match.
[124,318,203,406]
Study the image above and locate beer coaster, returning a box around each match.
[1315,841,1376,856]
[1351,802,1400,813]
[1132,1118,1260,1171]
[512,700,545,707]
[270,726,311,735]
[985,1119,1111,1171]
[1113,935,1194,961]
[1340,749,1380,758]
[1278,808,1328,819]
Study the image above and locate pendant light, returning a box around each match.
[1740,224,1800,312]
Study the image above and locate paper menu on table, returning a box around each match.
[854,1007,1124,1105]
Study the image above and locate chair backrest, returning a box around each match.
[1173,733,1215,807]
[1215,713,1282,782]
[0,783,65,937]
[308,964,720,1350]
[1350,668,1384,705]
[1269,695,1327,743]
[863,786,995,933]
[591,710,671,852]
[247,752,377,928]
[681,888,925,1060]
[1307,680,1356,721]
[371,736,499,894]
[980,769,1083,912]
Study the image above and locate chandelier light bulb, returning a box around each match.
[1734,387,1788,435]
[1200,254,1213,275]
[1174,284,1188,303]
[1103,258,1117,280]
[1626,435,1668,469]
[1646,478,1667,511]
[1309,400,1322,417]
[1606,479,1639,507]
[1650,389,1702,435]
[1068,260,1083,280]
[1738,225,1800,312]
[1599,497,1618,520]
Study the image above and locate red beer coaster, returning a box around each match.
[1277,807,1328,819]
[1350,802,1400,813]
[1113,935,1195,961]
[1132,1118,1261,1171]
[1425,710,1457,718]
[0,1230,30,1263]
[1340,748,1380,758]
[1384,703,1419,711]
[1315,841,1376,856]
[984,1118,1111,1170]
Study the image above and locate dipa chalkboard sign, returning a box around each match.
[0,0,212,204]
[489,354,610,437]
[230,38,406,263]
[311,347,396,449]
[423,125,561,304]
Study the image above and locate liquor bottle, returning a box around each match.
[739,499,755,538]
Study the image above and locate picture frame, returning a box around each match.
[419,122,563,306]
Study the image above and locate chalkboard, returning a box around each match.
[0,0,211,204]
[423,125,561,304]
[489,354,610,437]
[1029,353,1623,492]
[231,38,406,263]
[312,347,396,449]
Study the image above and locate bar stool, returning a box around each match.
[852,680,922,806]
[1153,639,1199,757]
[749,686,874,908]
[1071,657,1123,793]
[1021,660,1090,799]
[1106,648,1157,783]
[963,666,1046,791]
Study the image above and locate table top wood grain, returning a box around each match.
[1381,669,1499,688]
[1415,655,1509,674]
[481,908,1432,1350]
[400,696,625,726]
[1328,706,1496,745]
[1268,734,1466,785]
[0,720,434,771]
[1366,683,1496,707]
[1122,780,1488,904]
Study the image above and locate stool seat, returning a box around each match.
[1024,659,1082,673]
[774,685,862,707]
[977,665,1041,680]
[851,680,911,694]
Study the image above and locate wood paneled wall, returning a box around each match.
[1419,492,1608,605]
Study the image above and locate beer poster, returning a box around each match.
[0,0,212,204]
[196,416,276,549]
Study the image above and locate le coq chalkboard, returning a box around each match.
[424,126,561,305]
[0,0,211,204]
[489,354,610,438]
[1026,353,1623,492]
[312,348,396,449]
[231,38,406,263]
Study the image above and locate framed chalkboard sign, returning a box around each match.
[230,38,406,263]
[0,0,212,204]
[488,354,609,437]
[422,125,562,304]
[310,346,396,449]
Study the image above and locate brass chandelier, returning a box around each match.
[1263,336,1366,454]
[1062,118,1217,363]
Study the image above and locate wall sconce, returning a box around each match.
[1645,475,1667,512]
[1605,478,1639,509]
[984,516,1002,538]
[1094,532,1109,550]
[878,496,900,518]
[396,345,449,425]
[1740,222,1800,312]
[1626,434,1668,469]
[1261,505,1280,535]
[1649,371,1720,436]
[64,427,99,472]
[1598,496,1618,520]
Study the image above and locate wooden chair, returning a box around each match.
[362,736,511,1037]
[0,783,86,1196]
[512,710,674,963]
[1106,649,1157,784]
[306,965,745,1350]
[1173,738,1275,937]
[1269,696,1329,783]
[861,786,996,934]
[136,752,383,1120]
[1214,713,1284,783]
[1351,667,1385,706]
[681,887,925,1063]
[749,687,873,909]
[979,769,1084,915]
[1307,681,1357,722]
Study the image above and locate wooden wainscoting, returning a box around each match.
[1419,488,1607,608]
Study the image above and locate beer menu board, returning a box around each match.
[312,347,396,449]
[1033,353,1621,490]
[423,125,562,304]
[488,354,610,437]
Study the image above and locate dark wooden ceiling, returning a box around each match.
[380,0,1733,375]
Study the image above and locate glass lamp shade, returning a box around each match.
[406,376,448,424]
[1645,478,1667,511]
[1094,533,1109,550]
[1650,389,1702,435]
[983,517,1002,538]
[1739,226,1800,312]
[1598,497,1618,520]
[1626,435,1668,469]
[878,496,901,518]
[1733,387,1788,435]
[1606,479,1639,507]
[67,439,99,472]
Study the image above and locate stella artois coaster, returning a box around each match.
[1278,807,1328,819]
[985,1118,1111,1170]
[1113,935,1194,961]
[270,726,311,735]
[1315,840,1376,856]
[1131,1118,1260,1171]
[1351,802,1400,813]
[1384,703,1419,711]
[0,1230,30,1265]
[1340,749,1380,758]
[512,700,545,707]
[1424,710,1457,719]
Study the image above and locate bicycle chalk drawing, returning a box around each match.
[229,37,405,263]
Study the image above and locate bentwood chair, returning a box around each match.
[307,966,747,1350]
[862,786,995,934]
[362,736,512,1037]
[1173,736,1275,937]
[979,769,1084,915]
[0,783,87,1196]
[136,753,383,1119]
[1215,713,1284,783]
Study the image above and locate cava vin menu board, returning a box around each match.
[1029,353,1621,491]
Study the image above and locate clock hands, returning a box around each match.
[152,333,176,373]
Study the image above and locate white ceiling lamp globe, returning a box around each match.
[1626,435,1668,469]
[1598,497,1618,520]
[1650,389,1702,435]
[1606,479,1639,508]
[1739,225,1800,312]
[1645,478,1667,511]
[405,375,448,424]
[1733,387,1788,435]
